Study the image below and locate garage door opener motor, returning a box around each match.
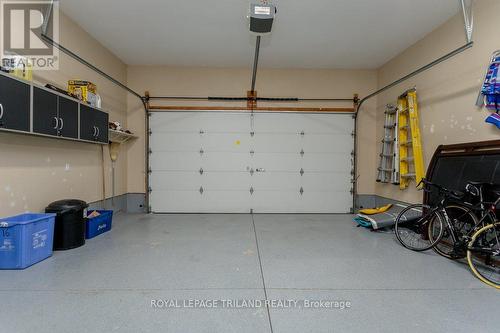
[248,1,277,35]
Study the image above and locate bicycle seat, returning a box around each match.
[448,190,465,200]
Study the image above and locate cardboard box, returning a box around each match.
[68,80,97,103]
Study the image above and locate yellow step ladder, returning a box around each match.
[398,89,425,190]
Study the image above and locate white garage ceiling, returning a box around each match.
[60,0,461,69]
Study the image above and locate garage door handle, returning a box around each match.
[256,168,265,172]
[59,117,64,130]
[0,103,3,120]
[53,117,59,129]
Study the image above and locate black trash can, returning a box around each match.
[45,199,88,251]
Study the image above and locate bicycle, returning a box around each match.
[427,182,498,259]
[394,179,465,252]
[426,181,500,288]
[395,179,500,288]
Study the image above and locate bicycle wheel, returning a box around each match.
[467,223,500,289]
[428,204,478,259]
[395,204,444,251]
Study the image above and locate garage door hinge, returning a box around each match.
[199,168,204,175]
[148,148,153,155]
[351,131,355,138]
[249,168,254,176]
[351,150,355,157]
[250,131,255,137]
[148,129,152,136]
[199,149,204,155]
[300,187,304,195]
[199,129,205,135]
[148,167,152,175]
[250,187,254,195]
[300,168,304,176]
[300,149,305,156]
[199,186,204,195]
[250,150,255,156]
[148,187,152,193]
[300,131,305,136]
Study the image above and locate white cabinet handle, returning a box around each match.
[59,117,64,130]
[53,117,59,129]
[0,103,4,120]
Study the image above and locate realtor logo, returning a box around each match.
[1,0,59,69]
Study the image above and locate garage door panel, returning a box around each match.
[253,114,303,133]
[251,191,300,213]
[150,132,201,152]
[301,134,353,153]
[301,154,352,172]
[251,153,302,171]
[150,112,250,132]
[251,153,352,173]
[151,190,251,213]
[298,114,354,133]
[202,133,252,151]
[297,191,353,213]
[151,152,250,171]
[250,190,351,213]
[251,173,351,192]
[150,171,200,189]
[200,191,250,213]
[151,133,251,152]
[301,173,352,191]
[251,173,301,190]
[151,171,251,190]
[251,135,301,153]
[150,190,202,213]
[253,114,353,134]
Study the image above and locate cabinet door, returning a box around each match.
[33,87,58,136]
[94,110,109,143]
[79,104,97,141]
[0,75,30,131]
[58,97,78,139]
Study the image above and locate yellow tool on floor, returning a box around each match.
[359,204,393,215]
[398,89,425,190]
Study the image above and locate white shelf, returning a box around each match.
[108,129,137,144]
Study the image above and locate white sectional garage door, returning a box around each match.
[149,111,354,213]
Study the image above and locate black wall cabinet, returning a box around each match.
[33,87,58,136]
[58,97,79,139]
[0,73,109,145]
[0,74,30,131]
[80,105,109,143]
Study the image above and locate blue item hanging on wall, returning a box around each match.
[485,112,500,129]
[480,56,500,111]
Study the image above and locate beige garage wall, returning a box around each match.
[126,67,378,199]
[0,12,128,216]
[374,0,500,204]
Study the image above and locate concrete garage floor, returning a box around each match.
[0,213,498,333]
